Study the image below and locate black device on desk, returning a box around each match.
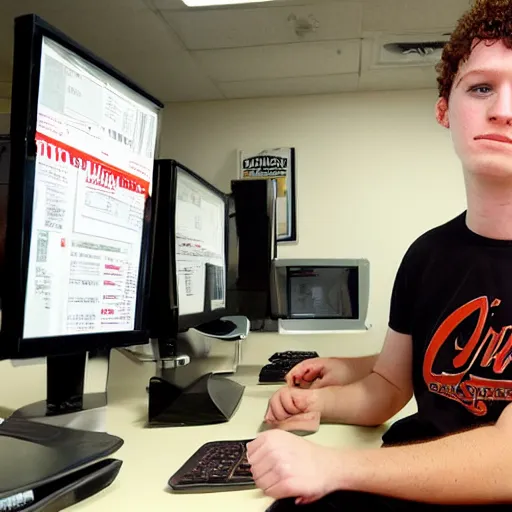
[259,351,320,383]
[0,417,124,511]
[0,13,163,510]
[168,439,254,491]
[228,178,278,325]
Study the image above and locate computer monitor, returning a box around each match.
[0,14,163,424]
[270,258,370,332]
[175,165,228,329]
[149,160,229,350]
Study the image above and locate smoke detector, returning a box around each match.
[288,13,320,38]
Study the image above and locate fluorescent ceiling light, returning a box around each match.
[182,0,273,6]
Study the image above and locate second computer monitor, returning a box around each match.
[175,165,228,329]
[150,160,229,337]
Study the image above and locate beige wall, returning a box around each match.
[158,89,467,357]
[0,89,470,397]
[0,100,10,114]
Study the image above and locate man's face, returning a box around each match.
[436,40,512,180]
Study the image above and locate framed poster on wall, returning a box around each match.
[238,147,297,243]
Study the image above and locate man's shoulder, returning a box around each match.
[404,212,465,260]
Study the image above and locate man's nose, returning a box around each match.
[489,85,512,125]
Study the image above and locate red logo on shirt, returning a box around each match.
[423,296,512,416]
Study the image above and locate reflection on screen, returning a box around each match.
[175,169,226,316]
[23,37,159,338]
[288,267,359,319]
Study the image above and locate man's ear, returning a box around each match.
[436,97,450,128]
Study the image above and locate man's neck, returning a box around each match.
[465,174,512,240]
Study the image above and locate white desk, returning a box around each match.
[0,335,417,511]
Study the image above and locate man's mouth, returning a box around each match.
[474,134,512,144]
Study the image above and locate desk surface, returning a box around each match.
[67,367,414,512]
[0,341,417,512]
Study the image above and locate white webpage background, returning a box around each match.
[23,37,159,338]
[175,170,226,316]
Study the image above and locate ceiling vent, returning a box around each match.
[362,33,451,70]
[384,41,446,57]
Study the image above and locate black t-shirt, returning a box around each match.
[382,211,512,446]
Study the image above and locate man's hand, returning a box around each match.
[264,386,322,424]
[246,430,347,505]
[285,357,349,389]
[269,411,321,434]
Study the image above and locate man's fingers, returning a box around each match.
[267,395,289,422]
[309,378,325,389]
[280,389,303,416]
[302,367,320,382]
[285,370,297,386]
[263,478,298,500]
[266,388,306,422]
[264,402,276,422]
[274,412,320,434]
[250,454,275,480]
[287,364,323,388]
[246,437,263,459]
[254,468,280,494]
[285,363,307,386]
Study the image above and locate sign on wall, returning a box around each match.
[238,147,297,243]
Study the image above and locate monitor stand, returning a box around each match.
[11,349,110,432]
[147,370,244,427]
[143,316,249,427]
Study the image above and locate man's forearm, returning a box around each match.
[330,354,379,385]
[317,372,408,426]
[340,424,512,504]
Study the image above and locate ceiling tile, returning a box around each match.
[193,39,360,81]
[358,67,438,92]
[161,1,363,50]
[0,0,222,103]
[362,0,469,34]
[218,72,359,98]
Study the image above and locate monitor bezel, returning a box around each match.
[1,14,164,359]
[170,161,230,332]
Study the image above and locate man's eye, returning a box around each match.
[469,85,492,94]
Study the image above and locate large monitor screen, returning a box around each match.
[288,266,359,319]
[175,168,226,317]
[23,36,159,338]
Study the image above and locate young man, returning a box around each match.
[246,0,512,510]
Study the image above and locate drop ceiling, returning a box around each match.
[0,0,471,103]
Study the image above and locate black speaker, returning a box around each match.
[228,179,276,321]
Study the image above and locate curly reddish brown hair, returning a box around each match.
[436,0,512,100]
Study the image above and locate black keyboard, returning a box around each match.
[259,351,319,383]
[269,351,319,362]
[168,440,254,491]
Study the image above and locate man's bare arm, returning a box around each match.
[327,354,379,386]
[315,328,414,425]
[338,403,512,504]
